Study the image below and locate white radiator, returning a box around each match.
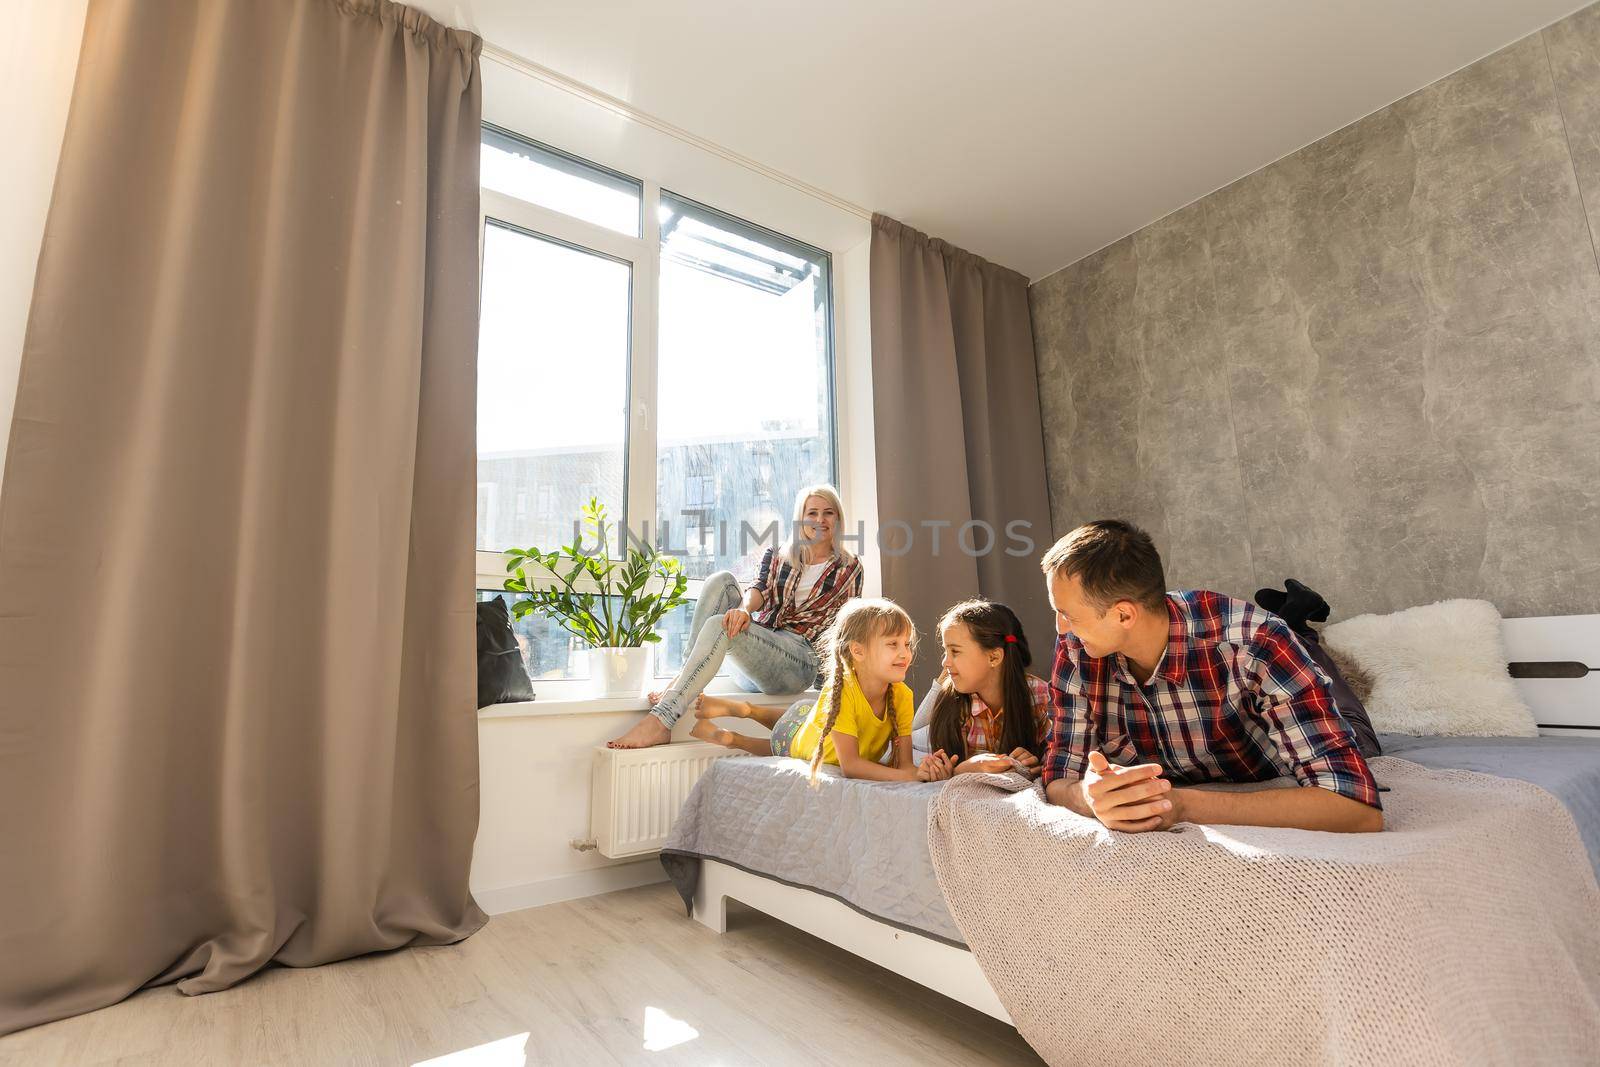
[591,742,744,859]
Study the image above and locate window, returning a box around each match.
[476,483,498,543]
[480,125,641,237]
[476,220,631,554]
[656,193,834,581]
[475,126,837,693]
[685,473,715,510]
[650,599,700,680]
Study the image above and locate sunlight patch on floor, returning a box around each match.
[643,1005,700,1052]
[412,1031,530,1066]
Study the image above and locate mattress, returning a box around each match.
[661,757,963,943]
[1378,732,1600,875]
[661,733,1600,946]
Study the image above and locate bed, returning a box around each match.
[660,613,1600,1027]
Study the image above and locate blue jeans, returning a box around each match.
[650,571,821,729]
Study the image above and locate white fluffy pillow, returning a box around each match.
[1320,598,1537,737]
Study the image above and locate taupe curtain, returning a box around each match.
[0,0,486,1035]
[870,215,1053,692]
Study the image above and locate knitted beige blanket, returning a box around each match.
[927,758,1600,1066]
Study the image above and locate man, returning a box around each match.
[1040,520,1382,833]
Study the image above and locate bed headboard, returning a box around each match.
[1502,614,1600,735]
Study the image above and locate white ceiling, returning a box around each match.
[415,0,1590,281]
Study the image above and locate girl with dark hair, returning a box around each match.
[914,599,1051,781]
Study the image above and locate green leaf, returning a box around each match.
[503,498,698,651]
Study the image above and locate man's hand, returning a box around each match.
[1079,750,1176,833]
[722,608,751,637]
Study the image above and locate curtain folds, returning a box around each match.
[869,215,1054,693]
[0,0,486,1035]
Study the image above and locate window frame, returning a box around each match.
[481,122,645,238]
[473,126,839,698]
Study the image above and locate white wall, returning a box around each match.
[0,0,90,492]
[471,702,781,912]
[473,707,670,912]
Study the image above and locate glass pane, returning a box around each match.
[477,220,630,553]
[656,194,834,580]
[478,591,588,681]
[481,126,642,237]
[652,597,730,680]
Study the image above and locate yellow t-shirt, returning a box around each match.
[790,676,916,767]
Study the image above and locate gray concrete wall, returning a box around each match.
[1030,7,1600,619]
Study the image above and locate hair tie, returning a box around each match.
[1004,634,1018,644]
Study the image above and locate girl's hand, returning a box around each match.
[917,750,955,782]
[1009,748,1042,779]
[960,755,1015,775]
[722,608,751,637]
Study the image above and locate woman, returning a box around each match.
[607,484,864,748]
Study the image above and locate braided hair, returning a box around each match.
[806,597,917,788]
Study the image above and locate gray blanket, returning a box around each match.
[661,757,961,943]
[662,733,1600,944]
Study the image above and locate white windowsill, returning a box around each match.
[479,689,815,721]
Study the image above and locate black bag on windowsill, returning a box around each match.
[477,596,535,709]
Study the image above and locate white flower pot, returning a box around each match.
[587,646,653,699]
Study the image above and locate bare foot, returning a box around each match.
[647,690,663,707]
[694,693,748,720]
[690,719,735,746]
[607,715,671,749]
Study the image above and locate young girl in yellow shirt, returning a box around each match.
[690,598,931,784]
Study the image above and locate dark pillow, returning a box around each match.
[1256,580,1380,758]
[1299,630,1381,758]
[476,597,534,708]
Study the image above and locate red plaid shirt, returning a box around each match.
[961,674,1052,755]
[750,547,863,654]
[1042,590,1380,809]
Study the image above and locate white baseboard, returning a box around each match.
[472,858,669,915]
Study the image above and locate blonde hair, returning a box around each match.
[806,598,917,788]
[787,484,853,569]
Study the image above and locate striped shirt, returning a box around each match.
[750,547,864,654]
[1042,590,1380,809]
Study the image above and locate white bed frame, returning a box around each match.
[1503,614,1600,734]
[691,858,1011,1023]
[689,613,1600,1023]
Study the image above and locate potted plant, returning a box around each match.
[503,498,690,698]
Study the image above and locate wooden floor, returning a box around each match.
[0,882,1043,1066]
